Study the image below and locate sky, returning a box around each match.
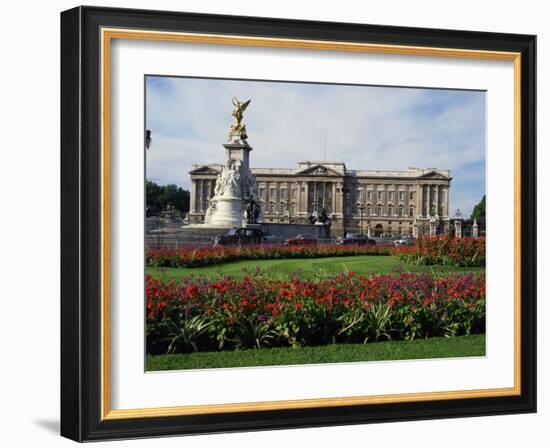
[145,76,486,218]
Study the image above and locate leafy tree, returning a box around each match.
[146,180,190,216]
[470,195,486,221]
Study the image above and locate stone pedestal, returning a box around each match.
[454,219,463,238]
[204,194,244,228]
[472,219,479,238]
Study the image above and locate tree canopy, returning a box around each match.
[470,195,486,222]
[146,180,190,216]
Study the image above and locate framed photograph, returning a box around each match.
[60,6,536,441]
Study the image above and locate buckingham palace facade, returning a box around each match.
[189,161,452,238]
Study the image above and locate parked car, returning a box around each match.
[214,227,273,246]
[394,236,415,246]
[339,233,376,246]
[285,234,318,246]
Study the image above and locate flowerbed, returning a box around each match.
[398,236,485,267]
[146,272,485,355]
[147,244,392,269]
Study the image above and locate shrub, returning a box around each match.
[397,236,485,267]
[146,272,486,355]
[146,244,392,268]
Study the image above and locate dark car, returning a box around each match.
[285,234,318,246]
[339,233,376,246]
[214,227,268,246]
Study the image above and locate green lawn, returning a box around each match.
[147,255,484,281]
[146,334,485,371]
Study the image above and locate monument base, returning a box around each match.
[203,195,245,228]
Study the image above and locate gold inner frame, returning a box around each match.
[100,28,522,420]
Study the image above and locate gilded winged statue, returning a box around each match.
[231,97,251,125]
[228,97,251,142]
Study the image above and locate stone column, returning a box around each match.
[299,181,305,215]
[277,182,282,213]
[332,182,336,214]
[393,184,398,216]
[404,185,409,215]
[416,184,423,217]
[190,179,197,213]
[302,181,308,215]
[434,185,440,216]
[202,180,208,212]
[337,181,344,215]
[205,180,210,212]
[444,186,450,217]
[296,181,301,213]
[306,181,312,213]
[197,179,203,212]
[427,184,431,216]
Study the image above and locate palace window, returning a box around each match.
[399,191,404,201]
[389,191,394,201]
[388,205,393,216]
[409,206,414,217]
[376,205,383,216]
[367,191,372,200]
[398,205,403,217]
[377,191,383,201]
[410,191,415,201]
[366,206,371,217]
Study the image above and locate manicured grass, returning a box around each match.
[147,255,484,281]
[146,334,485,371]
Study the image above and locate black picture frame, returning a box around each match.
[61,5,536,442]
